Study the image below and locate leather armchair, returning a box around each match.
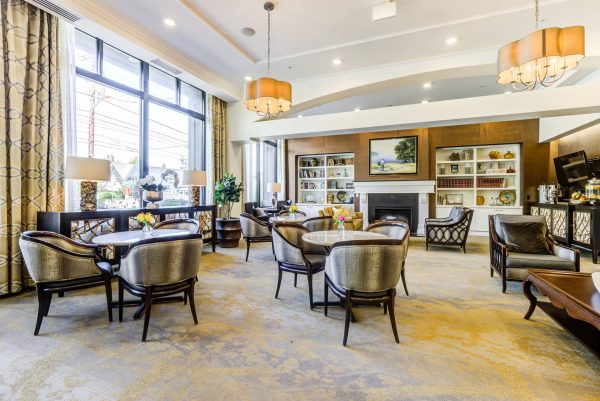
[489,215,580,293]
[425,207,474,253]
[365,221,410,295]
[243,202,269,222]
[155,218,200,234]
[272,223,326,309]
[118,234,203,341]
[19,231,113,335]
[324,239,406,346]
[240,213,273,262]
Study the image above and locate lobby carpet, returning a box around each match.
[1,236,599,400]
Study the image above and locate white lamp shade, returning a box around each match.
[267,182,281,193]
[65,156,111,181]
[181,170,207,186]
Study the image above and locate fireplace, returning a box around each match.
[368,193,419,233]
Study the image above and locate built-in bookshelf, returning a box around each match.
[435,144,523,235]
[297,153,354,205]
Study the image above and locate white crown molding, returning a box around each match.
[54,0,241,100]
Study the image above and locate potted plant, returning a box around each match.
[136,170,179,209]
[214,173,244,248]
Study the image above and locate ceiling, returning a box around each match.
[54,0,600,111]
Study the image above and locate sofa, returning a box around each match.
[319,207,363,230]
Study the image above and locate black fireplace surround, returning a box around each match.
[368,193,419,234]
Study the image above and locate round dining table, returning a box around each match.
[92,228,191,246]
[269,215,307,225]
[302,230,388,247]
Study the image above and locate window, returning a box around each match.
[71,30,206,210]
[243,141,279,205]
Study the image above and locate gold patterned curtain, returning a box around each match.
[210,95,227,184]
[0,0,64,295]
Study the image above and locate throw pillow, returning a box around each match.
[500,221,551,254]
[253,207,267,217]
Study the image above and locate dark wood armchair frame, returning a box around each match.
[488,216,581,293]
[425,208,474,253]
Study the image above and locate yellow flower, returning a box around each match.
[289,204,299,213]
[136,212,152,225]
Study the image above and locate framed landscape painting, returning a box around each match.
[369,136,418,175]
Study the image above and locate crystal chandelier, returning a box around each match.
[497,0,585,91]
[244,2,292,118]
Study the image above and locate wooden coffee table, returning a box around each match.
[522,270,600,358]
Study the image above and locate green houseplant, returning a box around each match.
[213,173,244,248]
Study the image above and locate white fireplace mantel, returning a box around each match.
[354,180,435,236]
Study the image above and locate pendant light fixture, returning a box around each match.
[244,2,292,118]
[497,0,585,90]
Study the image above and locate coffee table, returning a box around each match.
[522,270,600,357]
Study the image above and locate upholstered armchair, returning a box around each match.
[155,218,200,234]
[118,234,203,341]
[324,239,406,346]
[365,221,410,295]
[425,207,474,253]
[243,202,269,222]
[272,223,327,309]
[319,207,364,230]
[240,213,273,262]
[19,231,113,335]
[489,215,580,293]
[276,200,292,211]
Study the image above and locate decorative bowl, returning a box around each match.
[489,151,502,159]
[569,199,586,205]
[336,191,349,203]
[142,190,163,203]
[593,272,600,293]
[499,190,515,205]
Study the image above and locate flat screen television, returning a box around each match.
[554,150,590,191]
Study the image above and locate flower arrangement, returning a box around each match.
[136,212,153,233]
[332,208,349,230]
[289,204,299,216]
[135,170,179,192]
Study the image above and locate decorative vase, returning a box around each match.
[142,224,153,236]
[337,223,346,237]
[216,218,242,248]
[142,190,163,209]
[290,212,296,219]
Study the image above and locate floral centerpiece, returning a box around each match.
[332,208,349,235]
[136,169,179,209]
[289,204,299,218]
[136,212,153,235]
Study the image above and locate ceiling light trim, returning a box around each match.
[177,0,257,64]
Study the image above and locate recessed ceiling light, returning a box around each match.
[332,58,342,65]
[421,100,429,104]
[298,115,303,118]
[445,36,458,45]
[164,18,176,27]
[241,27,256,36]
[244,76,252,82]
[504,91,512,95]
[423,82,432,89]
[354,108,361,112]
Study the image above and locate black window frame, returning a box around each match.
[74,30,207,204]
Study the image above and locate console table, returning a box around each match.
[37,205,217,263]
[530,203,599,263]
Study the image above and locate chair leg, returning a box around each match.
[343,292,352,346]
[294,273,297,287]
[34,287,47,336]
[502,276,507,294]
[43,292,52,317]
[307,270,314,310]
[462,245,467,254]
[104,276,113,322]
[142,290,153,342]
[118,279,124,323]
[388,289,400,344]
[183,291,188,305]
[58,291,64,298]
[400,269,409,296]
[383,302,387,315]
[275,267,283,299]
[323,279,329,317]
[490,267,494,277]
[245,241,251,262]
[188,280,198,325]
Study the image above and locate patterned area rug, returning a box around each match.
[1,237,599,400]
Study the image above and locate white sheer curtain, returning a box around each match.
[58,20,77,211]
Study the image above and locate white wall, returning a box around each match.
[539,114,600,142]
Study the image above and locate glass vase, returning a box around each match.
[337,223,345,237]
[142,224,153,236]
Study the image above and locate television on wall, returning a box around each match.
[369,136,418,175]
[554,150,590,190]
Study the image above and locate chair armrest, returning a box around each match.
[425,217,451,223]
[548,237,579,267]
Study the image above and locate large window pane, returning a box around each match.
[149,67,176,102]
[261,143,278,205]
[75,30,97,72]
[148,103,203,205]
[103,44,141,89]
[180,82,203,112]
[75,77,141,209]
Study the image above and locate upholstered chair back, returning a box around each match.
[154,218,200,234]
[119,235,203,286]
[240,213,272,238]
[272,224,325,266]
[492,214,547,244]
[19,231,101,283]
[326,239,405,292]
[365,221,410,262]
[302,216,336,232]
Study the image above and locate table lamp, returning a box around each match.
[65,156,111,211]
[182,170,207,206]
[267,182,281,207]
